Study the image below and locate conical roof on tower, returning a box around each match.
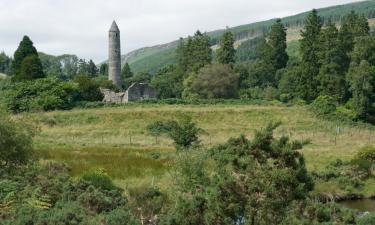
[109,21,120,32]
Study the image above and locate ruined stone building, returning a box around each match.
[102,83,156,103]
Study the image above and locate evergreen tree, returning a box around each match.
[176,37,189,72]
[18,55,45,80]
[0,51,11,74]
[298,9,322,101]
[190,31,212,73]
[338,11,370,71]
[267,19,288,70]
[317,21,346,101]
[347,60,375,120]
[121,62,133,80]
[77,59,88,75]
[216,30,235,65]
[99,63,108,76]
[11,36,45,81]
[176,31,212,74]
[87,59,98,77]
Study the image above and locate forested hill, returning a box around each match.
[124,0,375,74]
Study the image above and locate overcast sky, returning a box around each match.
[0,0,363,62]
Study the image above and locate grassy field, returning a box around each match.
[28,103,375,195]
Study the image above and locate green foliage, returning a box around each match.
[265,18,288,70]
[347,60,375,120]
[87,59,99,77]
[11,36,45,81]
[351,146,375,177]
[176,31,212,73]
[183,64,239,99]
[0,162,136,224]
[0,51,12,75]
[311,95,337,116]
[81,168,117,191]
[216,30,236,65]
[0,113,34,167]
[75,75,104,102]
[151,65,183,99]
[147,115,203,150]
[235,37,265,62]
[121,62,133,81]
[18,55,46,81]
[99,63,109,76]
[105,208,140,225]
[161,123,314,225]
[1,77,78,112]
[298,9,322,102]
[123,72,152,90]
[317,21,347,101]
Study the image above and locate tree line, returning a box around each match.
[150,10,375,124]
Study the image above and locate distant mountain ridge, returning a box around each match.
[120,0,375,74]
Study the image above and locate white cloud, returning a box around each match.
[0,0,362,62]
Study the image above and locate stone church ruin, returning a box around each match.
[102,21,156,103]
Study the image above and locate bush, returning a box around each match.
[311,95,337,116]
[358,213,375,225]
[147,115,203,150]
[105,208,140,225]
[184,64,239,99]
[0,113,35,166]
[75,75,104,101]
[1,77,78,113]
[81,168,117,191]
[351,146,375,176]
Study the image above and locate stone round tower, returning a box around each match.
[108,21,122,88]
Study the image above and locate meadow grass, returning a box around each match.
[29,103,375,194]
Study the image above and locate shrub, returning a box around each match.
[0,113,35,166]
[2,77,78,113]
[147,115,203,150]
[75,75,103,101]
[351,146,375,176]
[311,95,336,116]
[279,93,292,103]
[105,208,140,225]
[37,201,86,225]
[358,213,375,225]
[100,80,120,92]
[185,64,239,99]
[81,168,117,191]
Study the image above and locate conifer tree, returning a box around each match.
[338,11,370,72]
[121,62,133,79]
[347,60,375,120]
[317,21,346,101]
[77,59,88,75]
[267,19,288,70]
[99,63,108,76]
[176,31,212,74]
[0,52,11,74]
[87,59,98,77]
[298,9,322,101]
[12,36,45,81]
[216,30,235,65]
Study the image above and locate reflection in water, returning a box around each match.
[339,199,375,212]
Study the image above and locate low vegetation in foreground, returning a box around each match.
[1,107,375,224]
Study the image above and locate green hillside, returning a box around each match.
[125,0,375,74]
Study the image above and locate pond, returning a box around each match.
[338,199,375,212]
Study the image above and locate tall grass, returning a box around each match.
[29,104,375,191]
